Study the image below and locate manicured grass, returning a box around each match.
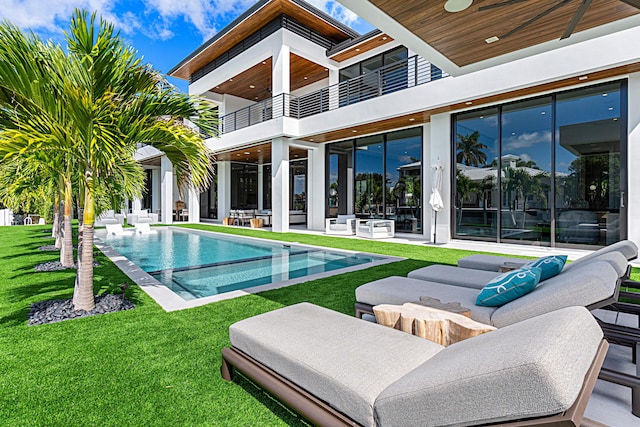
[0,224,638,426]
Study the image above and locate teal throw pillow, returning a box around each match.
[523,255,567,281]
[476,267,542,307]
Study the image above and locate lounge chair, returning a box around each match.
[134,223,157,234]
[355,260,619,327]
[456,239,638,272]
[222,303,607,427]
[325,214,356,235]
[105,224,133,236]
[407,250,630,290]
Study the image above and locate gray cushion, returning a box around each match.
[374,306,603,427]
[564,250,628,277]
[355,276,496,325]
[457,254,527,272]
[408,265,500,289]
[229,302,442,427]
[491,260,618,327]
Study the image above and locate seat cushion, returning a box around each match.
[356,277,497,325]
[374,306,603,427]
[523,255,567,281]
[457,254,528,272]
[408,265,500,289]
[491,260,618,327]
[229,303,442,427]
[476,267,541,307]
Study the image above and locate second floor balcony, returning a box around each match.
[218,55,448,135]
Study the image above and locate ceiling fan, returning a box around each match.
[478,0,640,40]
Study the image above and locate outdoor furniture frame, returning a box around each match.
[355,219,395,239]
[325,214,356,235]
[222,303,608,427]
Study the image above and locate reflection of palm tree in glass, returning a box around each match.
[503,167,547,226]
[456,131,488,167]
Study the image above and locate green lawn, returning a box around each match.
[0,224,637,426]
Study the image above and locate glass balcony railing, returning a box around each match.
[216,55,448,135]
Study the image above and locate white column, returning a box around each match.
[257,164,264,210]
[627,73,640,247]
[430,113,452,244]
[308,144,326,230]
[132,198,142,212]
[272,45,290,95]
[217,161,232,221]
[422,123,432,240]
[160,156,174,225]
[151,168,160,214]
[272,137,290,232]
[188,186,200,223]
[328,68,339,110]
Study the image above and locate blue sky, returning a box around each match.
[0,0,373,92]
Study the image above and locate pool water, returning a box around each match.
[98,228,382,300]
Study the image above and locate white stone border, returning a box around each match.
[95,226,402,312]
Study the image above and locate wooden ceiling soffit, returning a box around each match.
[369,0,640,67]
[208,54,328,101]
[215,142,308,164]
[329,33,394,62]
[171,0,356,80]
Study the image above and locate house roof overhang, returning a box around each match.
[337,0,640,76]
[169,0,359,81]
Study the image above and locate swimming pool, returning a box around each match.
[96,227,391,307]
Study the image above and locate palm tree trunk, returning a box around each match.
[51,195,59,238]
[60,180,74,267]
[73,184,95,311]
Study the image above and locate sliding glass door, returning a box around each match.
[453,81,626,247]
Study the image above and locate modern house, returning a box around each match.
[135,0,640,250]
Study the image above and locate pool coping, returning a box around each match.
[95,226,403,312]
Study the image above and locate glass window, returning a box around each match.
[355,135,384,217]
[262,164,272,210]
[290,160,307,212]
[454,107,499,241]
[327,141,354,216]
[555,82,622,245]
[231,163,258,209]
[500,97,552,243]
[386,128,422,233]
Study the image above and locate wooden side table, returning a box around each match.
[373,302,495,346]
[498,261,525,272]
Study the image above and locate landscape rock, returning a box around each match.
[28,293,135,325]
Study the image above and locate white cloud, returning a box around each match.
[503,130,551,150]
[306,0,359,26]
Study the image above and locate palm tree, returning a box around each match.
[456,131,488,167]
[0,10,216,311]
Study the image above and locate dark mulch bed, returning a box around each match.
[28,293,135,325]
[34,261,101,272]
[38,245,59,251]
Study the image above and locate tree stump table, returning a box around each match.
[373,302,495,346]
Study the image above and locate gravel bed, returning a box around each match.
[28,293,135,325]
[34,261,101,272]
[38,245,59,251]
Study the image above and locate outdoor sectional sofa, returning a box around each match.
[222,303,607,427]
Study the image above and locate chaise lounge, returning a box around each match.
[222,303,607,427]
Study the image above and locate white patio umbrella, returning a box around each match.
[429,158,444,244]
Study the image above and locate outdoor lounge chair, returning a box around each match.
[456,240,638,273]
[325,214,356,235]
[407,250,630,290]
[134,222,157,234]
[222,303,607,427]
[105,224,133,236]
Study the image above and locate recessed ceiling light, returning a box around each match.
[249,85,255,88]
[465,101,473,105]
[541,111,546,115]
[324,68,328,71]
[445,0,473,13]
[236,154,240,156]
[309,138,314,141]
[352,130,358,133]
[613,118,619,121]
[382,36,388,40]
[480,116,484,119]
[262,61,266,64]
[244,152,250,155]
[257,149,261,152]
[304,76,308,80]
[294,154,298,158]
[355,48,360,52]
[485,36,499,44]
[229,78,233,82]
[409,118,415,121]
[215,86,220,89]
[578,75,588,80]
[602,93,608,97]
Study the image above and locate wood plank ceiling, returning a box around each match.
[369,0,640,67]
[329,33,394,62]
[171,0,354,80]
[209,54,328,102]
[216,142,308,164]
